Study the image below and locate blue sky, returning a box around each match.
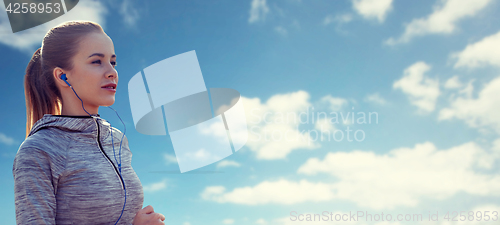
[1,0,500,224]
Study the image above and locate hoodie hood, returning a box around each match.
[28,114,113,141]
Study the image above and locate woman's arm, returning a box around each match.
[12,147,59,225]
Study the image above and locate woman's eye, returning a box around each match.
[92,60,116,66]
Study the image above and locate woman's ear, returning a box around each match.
[53,67,69,87]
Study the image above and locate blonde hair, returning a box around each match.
[24,21,104,137]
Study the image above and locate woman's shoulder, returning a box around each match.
[14,129,69,174]
[18,128,71,157]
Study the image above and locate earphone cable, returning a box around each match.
[69,84,127,225]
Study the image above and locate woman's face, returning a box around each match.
[66,32,118,109]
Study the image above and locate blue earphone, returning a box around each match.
[61,74,127,225]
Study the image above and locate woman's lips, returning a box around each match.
[101,83,117,92]
[102,86,116,92]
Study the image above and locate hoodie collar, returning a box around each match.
[28,114,111,140]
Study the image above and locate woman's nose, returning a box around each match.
[107,67,118,79]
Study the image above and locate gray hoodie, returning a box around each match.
[13,114,144,225]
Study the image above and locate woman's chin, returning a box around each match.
[99,99,115,107]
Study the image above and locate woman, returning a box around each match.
[13,21,165,225]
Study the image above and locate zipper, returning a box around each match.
[93,117,125,190]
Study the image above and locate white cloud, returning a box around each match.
[352,0,393,23]
[255,218,268,225]
[240,91,363,160]
[119,0,140,27]
[323,13,355,35]
[242,91,321,160]
[217,160,241,168]
[494,138,500,152]
[163,153,178,164]
[444,76,463,89]
[143,179,168,192]
[0,133,15,145]
[393,62,440,113]
[458,79,474,98]
[291,19,301,30]
[200,186,226,200]
[197,115,233,146]
[200,179,335,205]
[439,76,500,133]
[275,26,288,36]
[385,0,493,45]
[452,30,500,69]
[0,0,107,53]
[202,140,500,210]
[297,141,500,210]
[178,148,223,165]
[249,0,270,23]
[183,222,191,225]
[320,95,348,111]
[364,92,388,105]
[323,15,335,26]
[323,14,353,26]
[315,117,336,133]
[223,219,235,224]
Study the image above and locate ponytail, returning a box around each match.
[24,48,61,138]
